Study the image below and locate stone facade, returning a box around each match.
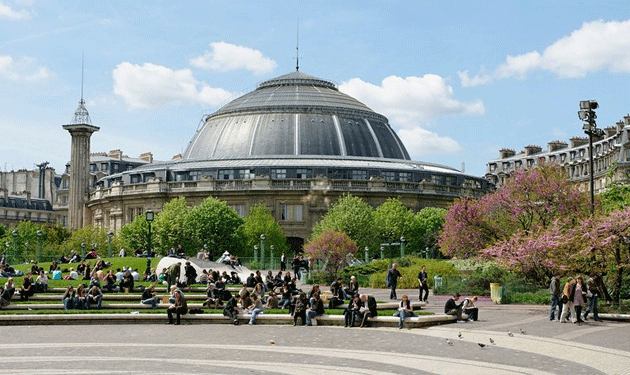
[486,115,630,193]
[87,174,487,251]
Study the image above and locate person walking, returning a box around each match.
[560,277,576,323]
[386,263,402,300]
[583,274,601,321]
[574,276,586,325]
[417,265,429,302]
[549,274,562,322]
[280,252,286,272]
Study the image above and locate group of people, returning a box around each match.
[550,273,602,324]
[61,284,103,310]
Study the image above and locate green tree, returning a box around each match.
[58,226,110,257]
[311,194,376,252]
[408,207,446,255]
[373,197,414,244]
[242,203,287,258]
[186,196,245,257]
[599,182,630,213]
[119,214,149,253]
[153,196,192,254]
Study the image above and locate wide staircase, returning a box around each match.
[1,285,455,327]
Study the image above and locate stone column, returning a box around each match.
[63,124,99,230]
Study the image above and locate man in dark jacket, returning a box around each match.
[549,274,562,321]
[387,263,402,300]
[184,261,197,287]
[223,294,241,325]
[358,294,378,327]
[444,293,464,321]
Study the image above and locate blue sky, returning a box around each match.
[2,1,630,177]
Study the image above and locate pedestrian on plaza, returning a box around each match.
[574,277,586,325]
[549,273,562,321]
[395,294,415,329]
[86,285,103,309]
[167,290,188,325]
[247,294,264,325]
[560,277,576,323]
[462,296,478,321]
[386,263,402,300]
[417,265,429,302]
[280,252,286,272]
[444,293,464,321]
[358,294,378,328]
[141,284,160,309]
[292,292,309,326]
[166,262,181,291]
[583,274,601,321]
[305,292,325,326]
[292,255,301,280]
[223,294,241,325]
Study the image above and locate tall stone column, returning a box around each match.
[63,99,99,230]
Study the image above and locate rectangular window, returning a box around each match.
[128,208,135,222]
[296,169,309,179]
[399,172,411,182]
[281,204,303,221]
[271,169,287,179]
[239,169,255,179]
[489,163,497,172]
[232,205,246,217]
[101,163,108,171]
[90,164,96,172]
[382,171,395,181]
[352,170,367,180]
[218,169,234,180]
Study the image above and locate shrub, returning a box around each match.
[368,259,460,289]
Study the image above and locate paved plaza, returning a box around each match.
[1,287,629,374]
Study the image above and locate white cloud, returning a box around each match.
[112,62,236,109]
[397,127,461,156]
[0,55,51,82]
[339,74,484,128]
[190,41,277,75]
[339,74,479,157]
[459,19,630,87]
[0,0,30,20]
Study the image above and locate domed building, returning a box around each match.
[87,70,492,251]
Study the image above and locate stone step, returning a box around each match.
[0,312,456,328]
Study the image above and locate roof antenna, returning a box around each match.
[296,16,299,71]
[80,50,85,105]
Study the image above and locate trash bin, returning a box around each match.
[433,275,442,291]
[490,283,502,304]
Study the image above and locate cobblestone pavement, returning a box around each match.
[0,285,628,374]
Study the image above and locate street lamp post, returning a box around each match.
[145,210,154,275]
[12,230,18,264]
[270,245,275,270]
[364,246,369,263]
[80,242,86,259]
[579,100,604,215]
[4,242,9,264]
[107,231,114,258]
[260,234,266,269]
[400,236,406,258]
[36,230,43,263]
[380,246,384,260]
[253,245,258,264]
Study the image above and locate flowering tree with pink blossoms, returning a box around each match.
[304,230,358,278]
[580,208,630,303]
[439,164,592,284]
